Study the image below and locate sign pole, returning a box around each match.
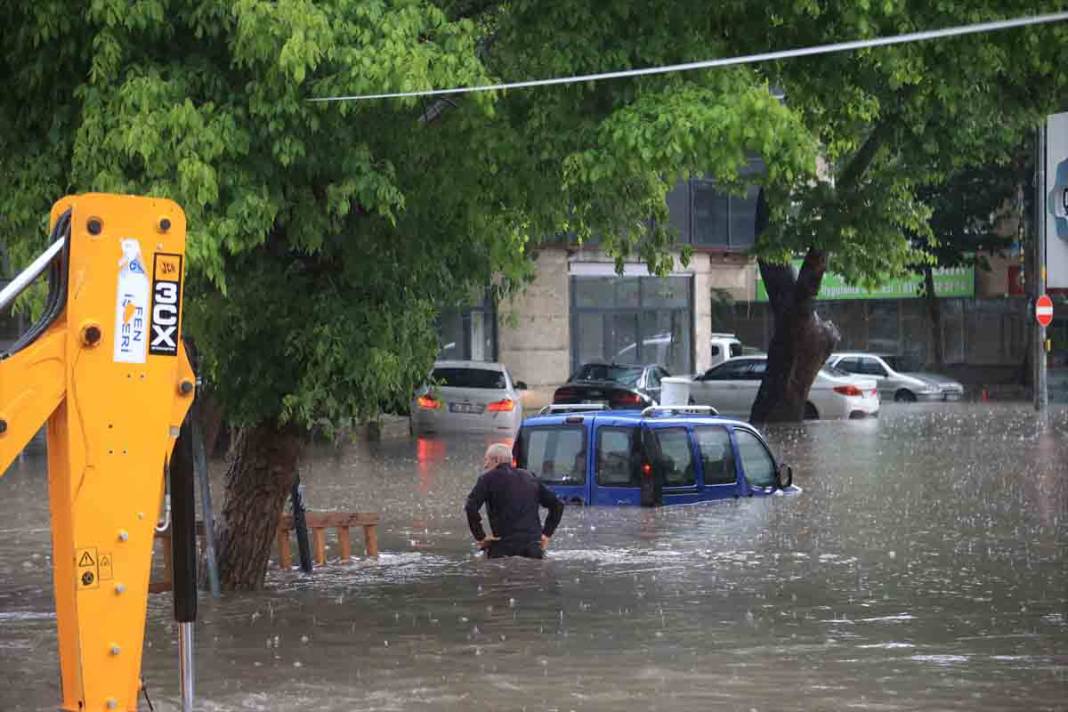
[1035,125,1048,416]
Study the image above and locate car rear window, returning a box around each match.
[572,364,643,386]
[518,426,586,485]
[431,368,506,389]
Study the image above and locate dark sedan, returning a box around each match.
[552,363,670,408]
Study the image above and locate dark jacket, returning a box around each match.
[465,464,564,552]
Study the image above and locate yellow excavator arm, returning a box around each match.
[0,194,194,711]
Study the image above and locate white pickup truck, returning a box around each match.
[662,333,746,405]
[709,333,743,368]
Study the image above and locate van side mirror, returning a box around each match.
[515,380,528,390]
[775,463,793,490]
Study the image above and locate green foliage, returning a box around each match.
[1,0,497,428]
[2,0,1065,429]
[728,0,1067,282]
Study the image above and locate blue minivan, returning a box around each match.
[513,405,798,506]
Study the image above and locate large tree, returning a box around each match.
[736,2,1067,421]
[1,0,510,589]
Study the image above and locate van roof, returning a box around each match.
[523,407,757,433]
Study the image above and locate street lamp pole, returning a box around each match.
[1035,125,1048,416]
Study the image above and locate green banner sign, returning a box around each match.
[755,263,974,302]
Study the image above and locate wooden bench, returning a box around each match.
[276,511,380,569]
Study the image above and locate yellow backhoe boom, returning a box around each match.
[0,194,194,711]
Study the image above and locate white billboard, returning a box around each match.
[1047,112,1068,288]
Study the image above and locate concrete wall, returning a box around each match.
[497,251,570,407]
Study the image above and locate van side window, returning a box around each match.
[519,426,586,484]
[654,428,695,486]
[596,427,640,487]
[735,429,775,487]
[694,426,735,485]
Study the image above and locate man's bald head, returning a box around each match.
[483,442,513,470]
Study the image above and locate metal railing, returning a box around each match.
[536,403,609,416]
[640,405,719,417]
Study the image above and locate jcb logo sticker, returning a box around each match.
[149,253,183,356]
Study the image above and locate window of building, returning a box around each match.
[653,428,696,487]
[437,294,496,362]
[571,276,693,375]
[694,426,736,485]
[735,429,776,488]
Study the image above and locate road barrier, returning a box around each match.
[276,512,380,569]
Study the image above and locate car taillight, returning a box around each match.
[833,385,863,397]
[611,392,644,407]
[487,398,515,412]
[416,395,440,409]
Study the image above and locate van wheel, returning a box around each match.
[894,389,917,403]
[803,402,819,420]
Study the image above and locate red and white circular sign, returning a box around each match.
[1036,294,1054,327]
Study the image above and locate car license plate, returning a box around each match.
[449,403,484,414]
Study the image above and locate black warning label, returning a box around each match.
[75,547,99,589]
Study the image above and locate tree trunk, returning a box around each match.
[750,249,840,423]
[215,421,306,590]
[922,266,945,368]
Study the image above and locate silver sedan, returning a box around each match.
[410,361,525,436]
[827,353,964,402]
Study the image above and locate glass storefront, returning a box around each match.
[570,276,693,375]
[437,295,496,362]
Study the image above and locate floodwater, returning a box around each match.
[1,404,1066,711]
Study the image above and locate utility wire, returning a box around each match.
[310,10,1068,103]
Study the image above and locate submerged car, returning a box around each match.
[514,404,798,506]
[826,353,964,402]
[410,361,526,435]
[682,356,879,419]
[553,362,670,409]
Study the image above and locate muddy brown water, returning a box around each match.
[1,403,1066,710]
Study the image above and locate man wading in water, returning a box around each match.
[465,443,564,559]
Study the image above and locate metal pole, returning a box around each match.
[291,472,313,574]
[1035,124,1049,415]
[170,418,198,711]
[0,237,64,311]
[178,623,194,712]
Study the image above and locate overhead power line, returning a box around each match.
[309,10,1068,104]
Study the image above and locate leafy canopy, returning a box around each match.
[3,0,1064,427]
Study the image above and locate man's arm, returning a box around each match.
[465,476,489,542]
[538,481,564,538]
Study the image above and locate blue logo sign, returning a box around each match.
[1053,157,1068,239]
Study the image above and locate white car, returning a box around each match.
[410,361,525,435]
[683,356,879,420]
